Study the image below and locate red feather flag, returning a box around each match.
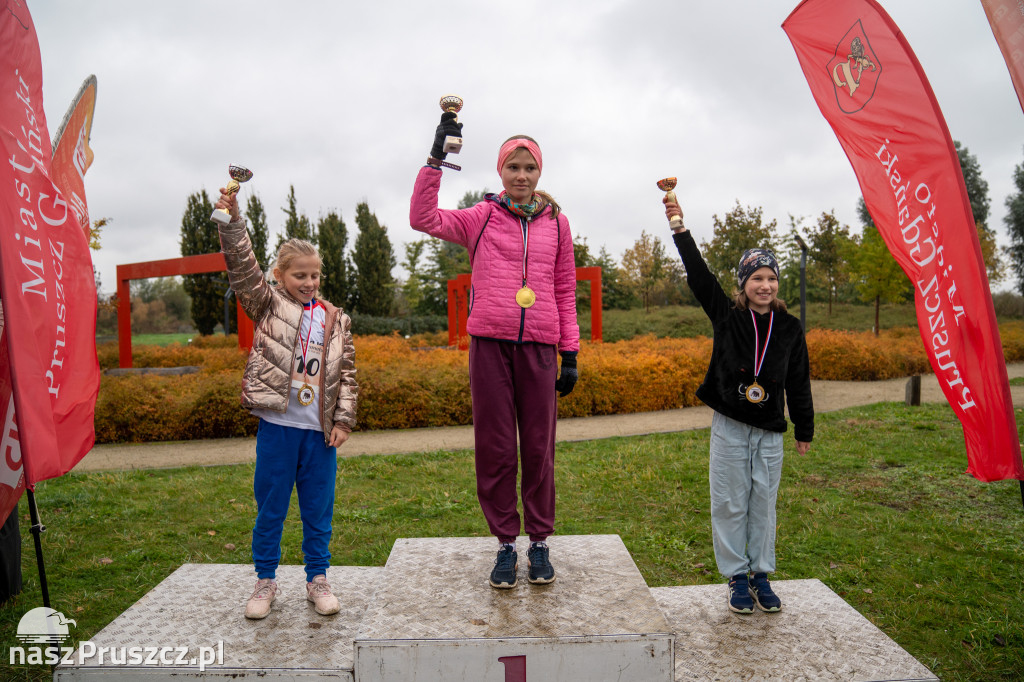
[784,0,1023,482]
[0,1,100,527]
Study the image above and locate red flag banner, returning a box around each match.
[0,3,99,492]
[0,305,25,525]
[50,75,97,235]
[980,0,1024,115]
[784,0,1024,482]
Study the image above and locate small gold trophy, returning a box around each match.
[210,165,254,225]
[657,177,684,229]
[439,95,464,154]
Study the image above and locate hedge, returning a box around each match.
[93,322,1024,444]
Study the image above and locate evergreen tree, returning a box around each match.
[275,185,314,252]
[955,140,1004,283]
[244,194,270,271]
[351,202,396,315]
[459,189,488,208]
[701,201,778,289]
[593,245,636,310]
[401,239,429,315]
[1004,148,1024,295]
[179,190,228,335]
[317,210,351,309]
[418,240,471,315]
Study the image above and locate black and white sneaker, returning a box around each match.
[489,544,518,589]
[527,542,555,584]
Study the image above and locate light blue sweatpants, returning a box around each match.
[709,411,784,578]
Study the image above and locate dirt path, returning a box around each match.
[75,364,1024,473]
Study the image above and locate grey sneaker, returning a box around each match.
[244,578,279,619]
[306,574,341,615]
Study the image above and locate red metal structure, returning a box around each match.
[447,266,602,349]
[116,253,253,368]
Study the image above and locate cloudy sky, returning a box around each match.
[27,0,1024,295]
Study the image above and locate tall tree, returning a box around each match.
[179,190,227,335]
[593,245,636,310]
[351,202,396,315]
[275,185,314,252]
[955,140,1004,283]
[701,201,778,289]
[1004,148,1024,295]
[848,224,908,335]
[401,239,428,315]
[317,210,352,309]
[806,210,854,314]
[419,240,471,315]
[244,194,270,270]
[621,230,670,312]
[459,189,488,208]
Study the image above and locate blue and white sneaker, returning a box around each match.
[728,574,754,614]
[749,572,782,612]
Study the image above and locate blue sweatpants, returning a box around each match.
[252,419,337,582]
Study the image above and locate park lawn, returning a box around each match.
[1,401,1022,681]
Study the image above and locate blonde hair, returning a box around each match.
[732,289,788,313]
[502,135,561,218]
[271,238,321,283]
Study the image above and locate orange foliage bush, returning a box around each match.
[93,324,1024,443]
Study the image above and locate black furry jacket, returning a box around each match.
[673,231,814,442]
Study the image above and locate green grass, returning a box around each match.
[580,301,921,342]
[95,332,196,347]
[2,402,1022,680]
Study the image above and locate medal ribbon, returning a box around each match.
[750,309,774,379]
[521,218,530,288]
[298,302,314,385]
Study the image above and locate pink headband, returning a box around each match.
[496,138,543,175]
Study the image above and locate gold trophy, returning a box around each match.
[439,95,464,154]
[210,165,253,225]
[657,177,684,229]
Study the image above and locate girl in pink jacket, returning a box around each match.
[411,116,580,589]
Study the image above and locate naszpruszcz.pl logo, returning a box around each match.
[10,607,224,671]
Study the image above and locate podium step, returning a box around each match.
[652,581,937,681]
[354,535,674,681]
[54,563,383,680]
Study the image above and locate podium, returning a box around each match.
[54,535,936,681]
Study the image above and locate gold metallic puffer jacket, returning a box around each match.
[218,218,358,439]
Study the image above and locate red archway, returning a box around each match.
[116,253,253,368]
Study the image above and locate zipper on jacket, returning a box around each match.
[517,216,529,343]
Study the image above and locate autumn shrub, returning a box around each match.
[92,325,1024,443]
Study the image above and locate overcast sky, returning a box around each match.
[28,1,1024,295]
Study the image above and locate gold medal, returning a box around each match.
[515,286,536,308]
[298,384,315,406]
[745,381,765,404]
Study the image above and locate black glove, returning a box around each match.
[555,351,578,397]
[430,111,463,160]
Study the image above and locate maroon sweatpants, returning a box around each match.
[469,338,558,544]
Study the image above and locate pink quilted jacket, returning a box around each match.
[410,166,580,352]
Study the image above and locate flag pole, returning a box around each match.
[26,489,50,609]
